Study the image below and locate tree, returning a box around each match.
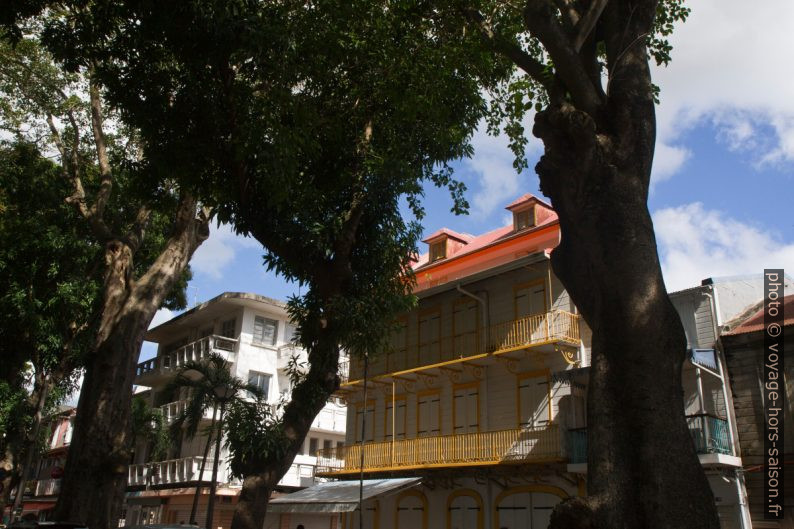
[21,3,509,528]
[0,141,99,516]
[445,1,715,528]
[0,26,210,528]
[168,353,263,528]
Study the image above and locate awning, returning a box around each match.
[268,478,421,514]
[552,366,590,385]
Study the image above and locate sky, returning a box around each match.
[142,0,794,360]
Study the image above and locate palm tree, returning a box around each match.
[129,396,171,489]
[169,353,263,528]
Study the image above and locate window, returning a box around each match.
[453,384,480,434]
[323,439,332,452]
[284,323,297,344]
[386,396,407,440]
[220,318,236,338]
[248,370,271,398]
[417,392,441,437]
[337,441,345,451]
[514,206,535,231]
[253,316,278,345]
[429,240,446,262]
[309,437,319,456]
[518,373,551,429]
[355,401,375,442]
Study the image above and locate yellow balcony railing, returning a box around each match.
[315,424,562,475]
[347,310,580,381]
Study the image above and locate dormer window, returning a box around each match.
[514,206,535,231]
[429,240,447,262]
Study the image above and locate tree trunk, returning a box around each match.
[54,197,209,528]
[10,373,52,520]
[190,405,217,525]
[205,401,225,529]
[536,99,719,528]
[230,335,340,529]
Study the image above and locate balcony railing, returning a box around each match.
[315,424,562,475]
[136,335,238,379]
[160,400,217,423]
[34,478,61,496]
[128,456,225,487]
[348,310,580,380]
[687,414,732,455]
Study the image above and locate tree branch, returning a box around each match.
[88,77,113,221]
[463,7,554,93]
[523,0,604,113]
[573,0,609,52]
[46,112,114,241]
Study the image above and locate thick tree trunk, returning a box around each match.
[54,197,208,528]
[230,335,340,529]
[537,99,719,529]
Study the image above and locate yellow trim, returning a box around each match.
[384,394,407,440]
[316,456,566,476]
[394,489,428,529]
[516,369,552,428]
[446,489,484,529]
[493,485,569,528]
[416,389,441,437]
[452,381,480,434]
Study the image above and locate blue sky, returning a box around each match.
[141,0,794,360]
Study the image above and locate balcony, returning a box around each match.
[160,400,217,424]
[686,413,734,457]
[127,456,226,487]
[563,416,740,473]
[135,335,238,386]
[34,478,61,496]
[315,424,562,476]
[345,310,580,383]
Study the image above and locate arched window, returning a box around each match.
[494,485,567,529]
[395,489,428,529]
[447,489,483,529]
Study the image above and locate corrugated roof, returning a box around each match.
[268,478,421,513]
[723,294,794,335]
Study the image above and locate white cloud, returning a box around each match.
[652,142,691,184]
[190,222,260,279]
[466,117,544,219]
[653,203,794,292]
[652,0,794,177]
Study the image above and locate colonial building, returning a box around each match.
[721,293,793,529]
[272,196,772,529]
[302,194,591,529]
[127,292,347,528]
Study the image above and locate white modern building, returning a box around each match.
[125,292,346,528]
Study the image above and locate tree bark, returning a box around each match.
[53,197,209,528]
[537,101,719,528]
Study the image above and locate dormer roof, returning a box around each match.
[421,228,473,244]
